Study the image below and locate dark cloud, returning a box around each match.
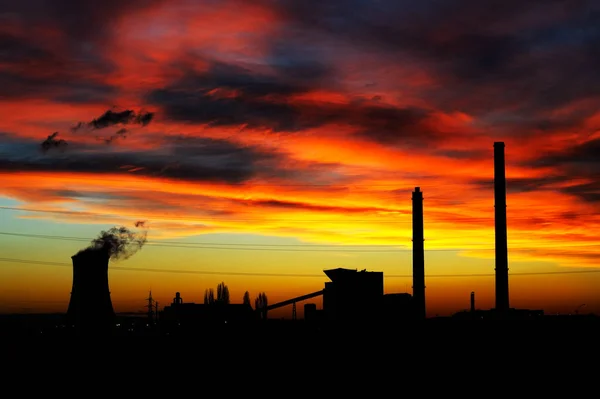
[561,181,600,204]
[2,134,281,184]
[73,109,155,131]
[2,132,359,188]
[148,60,437,144]
[527,139,600,203]
[103,128,128,144]
[40,132,68,153]
[469,176,567,194]
[267,0,600,123]
[67,109,154,145]
[434,149,488,160]
[49,189,134,202]
[0,1,164,103]
[244,199,409,214]
[0,67,117,103]
[147,61,314,131]
[533,138,600,169]
[0,31,115,102]
[0,32,54,64]
[0,0,165,43]
[89,110,136,129]
[348,106,431,145]
[136,112,154,127]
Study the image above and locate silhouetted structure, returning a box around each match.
[382,293,414,322]
[470,291,475,313]
[255,292,268,320]
[494,142,510,312]
[65,247,115,334]
[412,187,426,319]
[266,290,323,316]
[304,303,319,323]
[263,268,414,327]
[160,293,256,333]
[146,290,155,324]
[173,291,183,304]
[322,268,384,324]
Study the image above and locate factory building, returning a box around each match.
[322,268,383,324]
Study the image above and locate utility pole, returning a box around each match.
[146,290,154,324]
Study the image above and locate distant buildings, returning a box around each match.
[159,267,416,333]
[159,292,256,333]
[292,268,416,327]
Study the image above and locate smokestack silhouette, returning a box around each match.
[494,142,509,312]
[66,224,147,334]
[412,187,426,319]
[470,291,475,312]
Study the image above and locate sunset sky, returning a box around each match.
[1,0,599,319]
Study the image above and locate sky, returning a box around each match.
[1,0,599,319]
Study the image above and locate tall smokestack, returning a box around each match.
[470,291,475,312]
[66,247,115,334]
[412,187,426,319]
[494,142,510,312]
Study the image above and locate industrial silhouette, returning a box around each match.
[66,246,115,334]
[494,142,510,313]
[2,141,598,336]
[64,225,147,335]
[412,186,426,320]
[58,141,595,333]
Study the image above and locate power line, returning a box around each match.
[1,256,599,278]
[1,231,598,252]
[0,231,415,252]
[1,205,598,224]
[0,231,406,247]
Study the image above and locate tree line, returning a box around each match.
[203,282,268,319]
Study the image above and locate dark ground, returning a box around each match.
[1,312,599,337]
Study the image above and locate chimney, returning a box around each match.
[66,247,115,334]
[412,187,426,319]
[470,291,475,312]
[494,142,510,312]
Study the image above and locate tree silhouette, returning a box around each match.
[255,292,268,319]
[243,291,251,308]
[216,282,230,304]
[204,288,215,305]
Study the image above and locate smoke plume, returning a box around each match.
[77,223,148,261]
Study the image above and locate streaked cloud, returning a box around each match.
[1,0,600,271]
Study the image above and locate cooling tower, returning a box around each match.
[494,142,510,312]
[66,247,116,334]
